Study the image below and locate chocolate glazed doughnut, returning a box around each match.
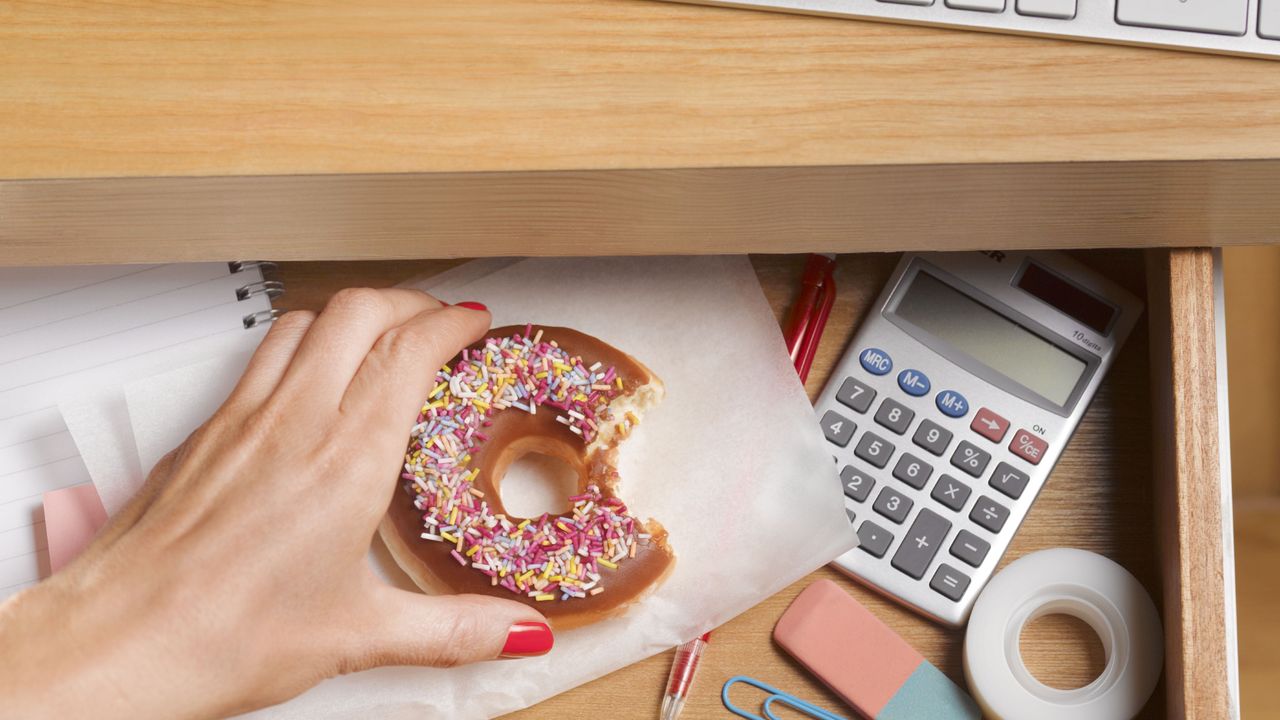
[379,325,675,629]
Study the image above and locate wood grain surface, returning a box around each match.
[274,251,1169,718]
[2,0,1280,180]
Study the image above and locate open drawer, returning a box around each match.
[274,248,1236,719]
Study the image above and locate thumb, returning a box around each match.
[346,585,554,671]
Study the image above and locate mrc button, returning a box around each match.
[897,369,931,397]
[935,390,969,418]
[858,348,893,375]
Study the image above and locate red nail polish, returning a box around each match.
[455,301,488,312]
[501,621,554,658]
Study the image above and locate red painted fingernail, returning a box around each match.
[500,621,554,658]
[455,301,488,312]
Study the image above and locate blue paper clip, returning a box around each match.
[722,675,850,720]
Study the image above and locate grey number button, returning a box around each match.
[855,431,896,469]
[836,377,877,414]
[857,520,894,558]
[950,440,991,477]
[840,465,875,502]
[891,508,951,580]
[930,563,971,602]
[874,398,915,435]
[950,529,990,567]
[873,486,913,524]
[912,419,953,456]
[821,409,856,448]
[930,474,972,511]
[892,452,933,490]
[970,495,1011,533]
[989,462,1030,499]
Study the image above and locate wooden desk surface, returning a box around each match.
[275,251,1164,718]
[2,0,1280,180]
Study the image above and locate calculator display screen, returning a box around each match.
[895,271,1087,406]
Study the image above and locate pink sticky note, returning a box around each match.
[43,484,108,573]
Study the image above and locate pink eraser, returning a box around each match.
[774,579,979,720]
[43,484,108,573]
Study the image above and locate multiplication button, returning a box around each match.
[836,377,876,414]
[930,474,972,511]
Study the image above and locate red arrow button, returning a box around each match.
[970,407,1010,443]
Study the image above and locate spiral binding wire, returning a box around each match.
[230,261,285,329]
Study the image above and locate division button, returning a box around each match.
[857,520,895,558]
[931,474,972,511]
[859,347,894,376]
[970,495,1011,533]
[821,410,857,448]
[836,377,877,414]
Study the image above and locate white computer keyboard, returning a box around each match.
[657,0,1280,60]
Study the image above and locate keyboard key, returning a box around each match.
[857,520,894,558]
[989,462,1031,499]
[950,530,990,567]
[879,0,934,5]
[931,474,972,511]
[892,509,951,580]
[854,431,896,469]
[874,398,915,435]
[912,419,953,456]
[840,465,875,502]
[836,377,876,414]
[945,0,1006,11]
[970,407,1009,443]
[859,347,894,376]
[970,495,1011,533]
[935,390,969,418]
[930,564,971,601]
[1010,428,1048,465]
[873,486,913,524]
[1117,0,1247,36]
[950,440,991,477]
[1263,0,1280,39]
[821,410,856,448]
[1016,0,1074,18]
[892,453,934,490]
[897,369,931,397]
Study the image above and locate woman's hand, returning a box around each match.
[0,289,552,720]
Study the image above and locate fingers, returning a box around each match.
[222,310,317,414]
[341,585,552,673]
[339,303,491,439]
[277,288,446,405]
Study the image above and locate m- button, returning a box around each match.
[970,407,1009,443]
[1009,428,1048,465]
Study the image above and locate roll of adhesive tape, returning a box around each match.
[963,548,1162,720]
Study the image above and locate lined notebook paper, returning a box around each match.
[0,263,272,601]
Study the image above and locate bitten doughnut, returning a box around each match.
[379,324,675,629]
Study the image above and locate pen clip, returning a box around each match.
[722,675,849,720]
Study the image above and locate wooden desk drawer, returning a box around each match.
[273,248,1236,719]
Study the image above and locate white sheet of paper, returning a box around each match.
[116,256,852,719]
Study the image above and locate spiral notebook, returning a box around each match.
[0,262,282,600]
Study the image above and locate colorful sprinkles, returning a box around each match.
[401,326,650,601]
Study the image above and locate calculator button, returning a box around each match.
[950,440,991,477]
[1116,0,1247,37]
[935,390,969,418]
[874,398,915,435]
[950,530,990,567]
[854,431,896,469]
[821,410,856,448]
[930,564,971,602]
[836,377,876,414]
[970,407,1009,443]
[1263,0,1280,39]
[892,508,951,580]
[1016,0,1075,19]
[912,419,953,456]
[1009,429,1048,465]
[873,486,913,524]
[857,520,895,558]
[931,474,972,511]
[859,348,894,376]
[945,0,1005,11]
[989,462,1031,500]
[892,453,934,490]
[840,465,875,502]
[896,369,931,397]
[970,495,1010,533]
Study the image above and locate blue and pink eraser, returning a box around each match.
[773,579,980,720]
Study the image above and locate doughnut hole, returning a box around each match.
[491,436,586,519]
[1018,612,1107,690]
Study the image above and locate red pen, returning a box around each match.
[660,632,711,720]
[795,264,836,383]
[783,254,837,365]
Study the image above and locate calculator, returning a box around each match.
[816,251,1142,627]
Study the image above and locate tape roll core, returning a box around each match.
[964,549,1162,720]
